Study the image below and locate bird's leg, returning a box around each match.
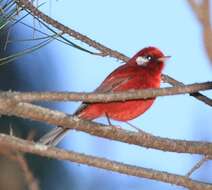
[125,121,150,135]
[125,121,142,132]
[105,113,121,130]
[105,113,112,126]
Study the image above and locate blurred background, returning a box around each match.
[0,0,211,189]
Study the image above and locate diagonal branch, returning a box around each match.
[0,146,39,190]
[16,0,128,62]
[162,76,212,106]
[187,0,212,63]
[0,97,211,155]
[1,81,211,105]
[0,134,211,190]
[15,0,211,106]
[186,155,210,177]
[12,152,40,190]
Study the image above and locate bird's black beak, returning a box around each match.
[157,56,171,62]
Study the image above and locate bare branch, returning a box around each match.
[0,98,211,155]
[15,0,128,62]
[187,0,210,26]
[162,75,212,106]
[186,155,212,177]
[5,1,211,188]
[187,0,212,63]
[0,134,211,190]
[12,153,40,190]
[1,82,211,105]
[0,147,39,190]
[15,0,211,106]
[187,0,205,23]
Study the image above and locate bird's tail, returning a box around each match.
[38,104,90,146]
[38,126,68,146]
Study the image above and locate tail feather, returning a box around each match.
[38,104,89,146]
[38,127,68,146]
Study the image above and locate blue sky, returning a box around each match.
[22,1,212,189]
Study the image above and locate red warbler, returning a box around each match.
[39,47,170,145]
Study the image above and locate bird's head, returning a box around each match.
[129,47,170,72]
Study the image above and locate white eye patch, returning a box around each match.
[136,56,149,66]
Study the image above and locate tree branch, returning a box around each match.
[0,134,211,190]
[0,146,39,190]
[16,0,128,62]
[186,156,209,178]
[1,82,211,105]
[0,97,211,155]
[187,0,212,63]
[15,0,211,106]
[162,75,212,106]
[12,152,40,190]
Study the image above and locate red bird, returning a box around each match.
[39,47,170,145]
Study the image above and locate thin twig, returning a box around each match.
[186,155,212,177]
[0,98,211,155]
[0,129,40,190]
[0,147,39,190]
[162,75,212,106]
[1,81,211,105]
[15,0,128,61]
[0,134,211,190]
[12,152,40,190]
[16,0,211,106]
[3,28,11,51]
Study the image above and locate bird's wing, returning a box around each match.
[74,66,134,116]
[95,75,132,93]
[74,75,132,115]
[39,75,131,144]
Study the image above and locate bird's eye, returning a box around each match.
[146,55,152,61]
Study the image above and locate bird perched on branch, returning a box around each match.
[39,46,170,145]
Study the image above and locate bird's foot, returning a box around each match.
[111,125,122,131]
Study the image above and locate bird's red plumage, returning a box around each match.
[78,47,166,121]
[39,46,169,145]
